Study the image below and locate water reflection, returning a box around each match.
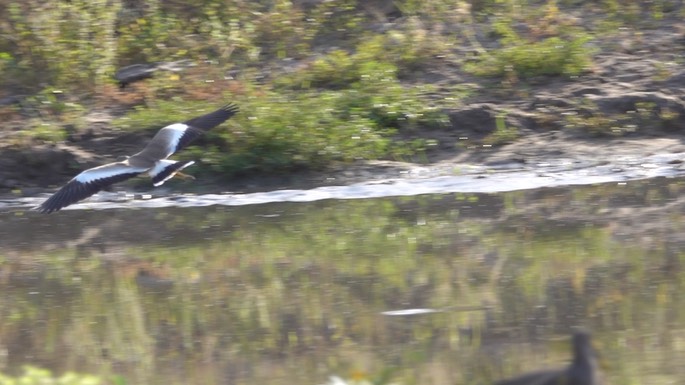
[2,177,685,384]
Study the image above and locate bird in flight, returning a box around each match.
[37,103,239,213]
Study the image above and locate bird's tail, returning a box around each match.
[150,160,195,187]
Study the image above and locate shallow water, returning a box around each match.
[2,174,685,384]
[3,150,685,212]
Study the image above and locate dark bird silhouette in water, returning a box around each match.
[494,330,601,385]
[36,103,239,213]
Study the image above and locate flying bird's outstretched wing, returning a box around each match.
[184,103,240,130]
[37,162,147,213]
[150,160,195,187]
[37,103,239,213]
[139,103,240,160]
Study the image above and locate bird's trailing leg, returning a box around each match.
[174,171,196,181]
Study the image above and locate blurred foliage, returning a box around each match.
[114,63,447,175]
[464,33,594,79]
[2,0,683,174]
[0,0,462,175]
[2,179,685,383]
[463,0,596,79]
[482,114,519,145]
[0,366,101,385]
[563,100,681,137]
[0,0,457,93]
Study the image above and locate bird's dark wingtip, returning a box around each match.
[33,204,54,214]
[35,199,60,214]
[220,103,239,114]
[183,102,240,130]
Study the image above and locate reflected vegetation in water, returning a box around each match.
[2,177,685,384]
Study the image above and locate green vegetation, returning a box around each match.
[115,60,447,175]
[483,113,519,145]
[0,366,102,385]
[563,100,682,137]
[564,111,635,137]
[464,34,594,79]
[463,0,597,79]
[1,0,466,176]
[1,0,683,174]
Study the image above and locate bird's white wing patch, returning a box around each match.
[74,162,148,184]
[148,159,176,177]
[149,159,195,186]
[157,123,190,156]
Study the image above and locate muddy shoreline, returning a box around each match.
[5,130,685,202]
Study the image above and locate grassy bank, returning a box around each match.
[0,0,679,179]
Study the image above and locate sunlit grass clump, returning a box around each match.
[0,366,102,385]
[114,66,448,176]
[112,22,453,176]
[465,34,594,79]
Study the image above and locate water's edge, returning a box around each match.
[3,152,683,211]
